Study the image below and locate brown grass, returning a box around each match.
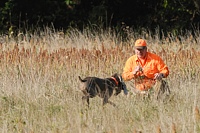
[0,28,200,132]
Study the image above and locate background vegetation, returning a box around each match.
[0,0,200,35]
[0,28,200,132]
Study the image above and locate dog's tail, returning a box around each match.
[78,76,87,82]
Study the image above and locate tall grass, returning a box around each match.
[0,28,200,133]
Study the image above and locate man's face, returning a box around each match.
[135,47,147,59]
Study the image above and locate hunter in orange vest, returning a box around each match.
[122,39,169,93]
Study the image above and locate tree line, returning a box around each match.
[0,0,200,35]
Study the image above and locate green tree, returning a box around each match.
[0,0,199,34]
[0,0,15,33]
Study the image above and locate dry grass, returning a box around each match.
[0,28,200,133]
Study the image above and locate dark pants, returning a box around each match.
[153,79,170,99]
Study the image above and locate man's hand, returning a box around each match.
[154,73,164,80]
[133,66,143,75]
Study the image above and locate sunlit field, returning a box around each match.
[0,28,200,133]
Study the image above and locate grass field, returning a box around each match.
[0,28,200,133]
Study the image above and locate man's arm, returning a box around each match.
[122,57,139,81]
[157,57,169,78]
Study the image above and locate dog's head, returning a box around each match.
[111,73,128,96]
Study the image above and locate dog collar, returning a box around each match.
[111,77,118,86]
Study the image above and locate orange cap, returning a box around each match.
[135,39,147,49]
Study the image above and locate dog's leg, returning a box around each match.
[107,100,116,107]
[86,97,89,108]
[82,96,90,107]
[103,97,116,107]
[102,95,109,106]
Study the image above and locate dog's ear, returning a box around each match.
[112,73,122,82]
[117,75,122,82]
[116,73,123,82]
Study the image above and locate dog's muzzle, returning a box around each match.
[122,82,128,95]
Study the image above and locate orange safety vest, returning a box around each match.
[122,52,169,91]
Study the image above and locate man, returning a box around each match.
[122,39,169,95]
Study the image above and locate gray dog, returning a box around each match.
[78,73,128,107]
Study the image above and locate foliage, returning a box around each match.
[0,0,200,35]
[157,0,199,33]
[0,0,14,32]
